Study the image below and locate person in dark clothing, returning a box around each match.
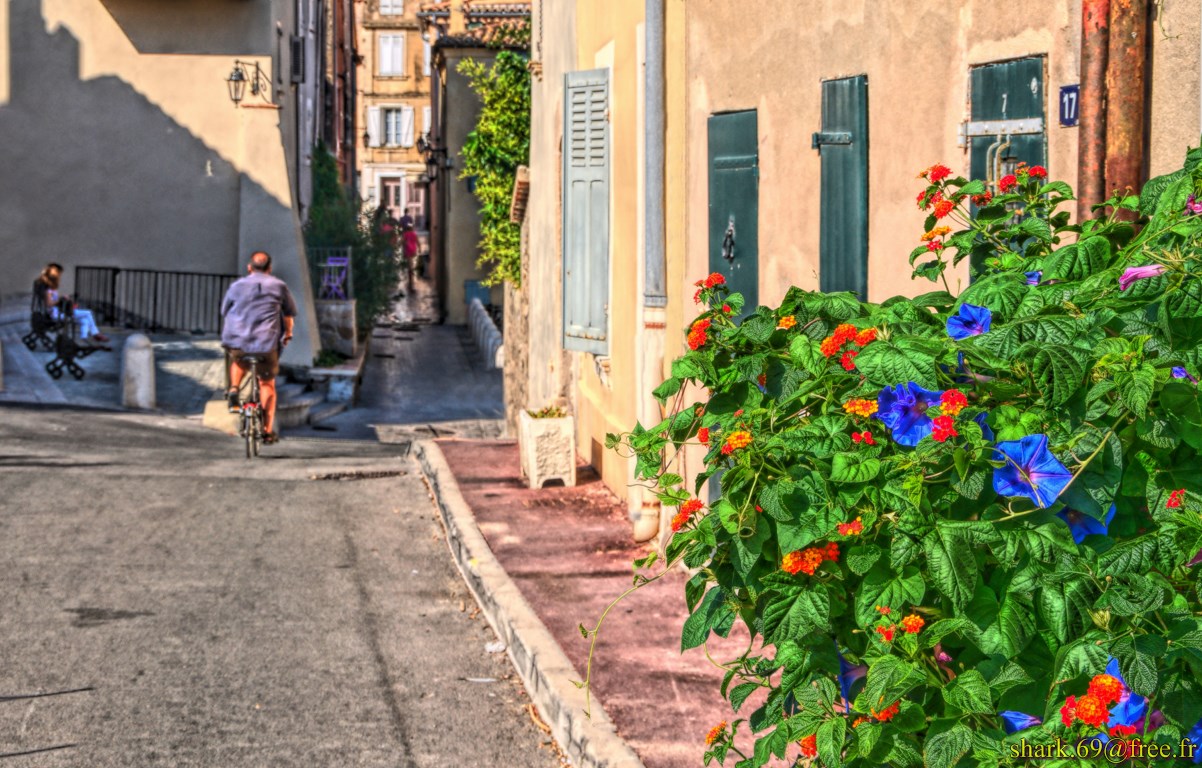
[220,251,297,443]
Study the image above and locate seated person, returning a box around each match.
[35,263,110,345]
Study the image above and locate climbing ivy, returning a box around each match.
[458,48,531,287]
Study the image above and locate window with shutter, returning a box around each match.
[400,105,415,147]
[423,105,432,135]
[379,0,402,15]
[562,69,610,355]
[708,111,759,319]
[817,75,868,298]
[367,105,382,148]
[423,41,432,77]
[383,107,403,146]
[379,34,405,76]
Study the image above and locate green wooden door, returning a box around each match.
[817,75,868,298]
[708,111,758,317]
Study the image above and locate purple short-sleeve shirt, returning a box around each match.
[220,272,298,355]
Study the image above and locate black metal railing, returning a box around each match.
[75,266,240,334]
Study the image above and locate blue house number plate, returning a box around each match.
[1059,84,1080,127]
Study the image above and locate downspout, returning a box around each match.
[1103,0,1148,215]
[633,0,666,543]
[1078,0,1109,221]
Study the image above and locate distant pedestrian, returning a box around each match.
[402,223,420,282]
[35,262,110,345]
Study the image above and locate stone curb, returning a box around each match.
[415,440,647,768]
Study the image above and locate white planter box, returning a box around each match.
[518,410,576,489]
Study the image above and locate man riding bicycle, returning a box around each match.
[220,251,297,444]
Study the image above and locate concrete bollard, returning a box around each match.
[121,333,155,410]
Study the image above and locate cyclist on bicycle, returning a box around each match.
[220,250,297,445]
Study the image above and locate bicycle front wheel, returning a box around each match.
[245,410,261,459]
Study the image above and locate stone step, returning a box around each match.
[275,391,324,429]
[276,382,307,400]
[307,400,348,425]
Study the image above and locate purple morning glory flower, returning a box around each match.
[946,304,992,340]
[875,383,945,446]
[1057,503,1116,544]
[837,651,866,709]
[1188,195,1202,215]
[1119,264,1167,291]
[993,434,1073,508]
[1024,271,1042,285]
[1000,711,1042,734]
[1174,366,1199,384]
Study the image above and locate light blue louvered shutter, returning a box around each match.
[562,69,610,354]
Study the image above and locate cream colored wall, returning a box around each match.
[1149,0,1201,176]
[0,0,319,365]
[684,0,1090,309]
[0,0,8,105]
[570,1,645,506]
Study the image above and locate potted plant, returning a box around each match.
[518,405,576,489]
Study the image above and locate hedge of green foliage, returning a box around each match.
[610,146,1202,767]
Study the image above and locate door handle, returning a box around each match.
[722,217,736,263]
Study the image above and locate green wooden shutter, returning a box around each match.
[968,56,1046,274]
[563,69,610,354]
[708,111,758,317]
[817,75,868,298]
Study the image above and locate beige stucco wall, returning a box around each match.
[441,46,499,325]
[1148,0,1201,176]
[522,0,576,415]
[0,0,318,366]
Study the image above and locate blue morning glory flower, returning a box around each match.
[1057,503,1116,544]
[1105,657,1147,731]
[1000,711,1042,733]
[875,383,945,447]
[1024,271,1042,285]
[946,304,992,340]
[973,412,994,442]
[993,434,1073,508]
[837,651,867,709]
[1174,366,1199,384]
[1186,718,1202,763]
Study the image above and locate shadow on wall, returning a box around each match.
[0,2,287,296]
[98,0,270,56]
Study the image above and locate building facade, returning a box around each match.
[357,0,432,227]
[0,0,359,369]
[518,0,1202,543]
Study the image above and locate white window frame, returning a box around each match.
[382,105,415,147]
[423,105,432,135]
[379,0,403,15]
[423,40,432,76]
[378,34,405,76]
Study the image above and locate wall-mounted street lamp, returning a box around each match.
[226,60,272,106]
[416,132,448,181]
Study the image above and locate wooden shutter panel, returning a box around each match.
[401,106,415,147]
[707,110,759,319]
[423,105,432,134]
[817,75,868,298]
[562,69,609,355]
[367,106,382,148]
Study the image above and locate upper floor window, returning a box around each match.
[379,0,403,14]
[379,34,406,76]
[384,106,416,147]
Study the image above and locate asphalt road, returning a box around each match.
[0,404,563,767]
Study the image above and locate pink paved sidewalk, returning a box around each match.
[437,439,751,768]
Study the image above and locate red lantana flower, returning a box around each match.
[875,606,892,615]
[933,199,955,219]
[1059,695,1078,728]
[705,721,727,746]
[971,191,993,206]
[837,517,864,536]
[840,350,859,371]
[698,427,709,445]
[704,272,725,288]
[1167,488,1186,509]
[1111,724,1138,738]
[671,499,704,532]
[854,328,877,346]
[1073,694,1110,729]
[782,548,825,576]
[799,734,817,758]
[927,164,952,183]
[873,702,900,722]
[931,414,958,442]
[917,190,930,208]
[687,318,711,350]
[998,174,1018,193]
[940,389,967,416]
[832,324,857,344]
[927,240,943,252]
[819,336,842,357]
[851,431,876,446]
[901,614,925,634]
[1028,165,1048,179]
[722,303,732,313]
[876,625,896,643]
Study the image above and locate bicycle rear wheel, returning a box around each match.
[246,408,262,458]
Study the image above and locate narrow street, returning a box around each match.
[0,404,560,767]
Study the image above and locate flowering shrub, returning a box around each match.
[607,148,1202,767]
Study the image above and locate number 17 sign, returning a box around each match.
[1060,84,1080,127]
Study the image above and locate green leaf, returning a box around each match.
[853,340,938,389]
[729,682,759,713]
[942,670,993,715]
[856,564,926,627]
[739,314,776,344]
[681,587,727,651]
[1112,634,1166,697]
[1016,216,1053,244]
[923,523,978,611]
[830,453,882,484]
[1115,362,1156,414]
[1038,576,1093,645]
[651,376,682,404]
[847,544,883,576]
[762,583,830,645]
[1031,345,1088,406]
[789,335,827,376]
[920,618,976,649]
[861,656,925,714]
[923,723,973,768]
[1046,236,1110,281]
[817,717,847,768]
[988,662,1033,696]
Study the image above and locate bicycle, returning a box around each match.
[235,354,265,459]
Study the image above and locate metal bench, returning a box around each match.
[44,300,101,381]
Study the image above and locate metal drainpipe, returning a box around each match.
[1104,0,1149,216]
[1078,0,1110,221]
[633,0,666,543]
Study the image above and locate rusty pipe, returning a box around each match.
[1104,0,1149,217]
[1078,0,1110,220]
